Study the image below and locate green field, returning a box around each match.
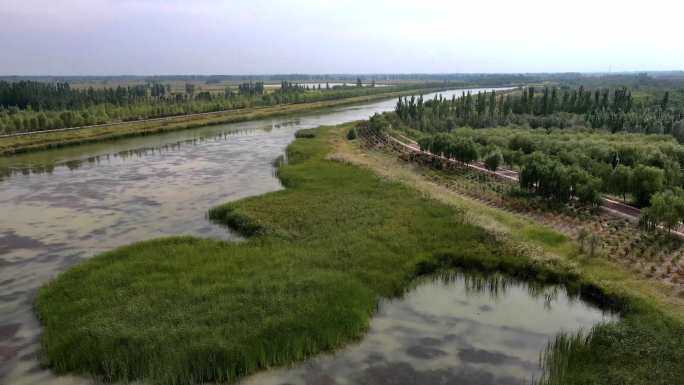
[36,125,684,384]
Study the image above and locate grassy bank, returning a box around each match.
[0,87,441,156]
[36,125,683,384]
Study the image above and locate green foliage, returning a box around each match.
[608,165,633,201]
[640,188,684,231]
[412,126,683,208]
[368,113,390,134]
[520,153,572,202]
[393,84,684,140]
[632,165,665,207]
[484,150,503,171]
[449,136,479,163]
[509,134,536,154]
[346,127,358,140]
[418,133,478,163]
[540,309,684,385]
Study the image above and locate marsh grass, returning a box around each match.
[539,310,684,385]
[36,125,684,385]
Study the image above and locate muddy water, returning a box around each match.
[240,273,616,385]
[0,88,509,384]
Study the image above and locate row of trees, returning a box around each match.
[417,133,479,164]
[586,108,683,136]
[515,86,633,115]
[0,81,440,134]
[407,126,679,208]
[237,81,265,96]
[0,81,161,110]
[413,131,603,206]
[394,86,684,137]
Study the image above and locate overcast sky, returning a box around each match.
[1,0,682,75]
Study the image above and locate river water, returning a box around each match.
[0,87,613,385]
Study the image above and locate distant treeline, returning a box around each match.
[0,81,438,134]
[3,71,683,86]
[0,80,267,110]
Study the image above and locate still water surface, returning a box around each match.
[241,273,615,385]
[0,87,611,385]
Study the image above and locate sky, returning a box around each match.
[1,0,682,75]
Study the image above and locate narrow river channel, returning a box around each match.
[0,88,614,385]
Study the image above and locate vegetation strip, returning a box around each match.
[36,124,683,384]
[0,87,443,156]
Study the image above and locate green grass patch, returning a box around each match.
[524,226,569,247]
[36,125,684,384]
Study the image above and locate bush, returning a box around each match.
[484,150,503,171]
[346,127,358,140]
[368,113,390,134]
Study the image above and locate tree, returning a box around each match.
[642,189,684,232]
[661,91,670,110]
[632,165,664,207]
[185,83,196,97]
[520,152,572,202]
[484,150,503,171]
[346,127,358,140]
[356,77,363,87]
[449,137,479,164]
[509,134,535,154]
[609,165,633,202]
[575,176,602,206]
[368,113,390,134]
[502,149,522,169]
[672,119,684,143]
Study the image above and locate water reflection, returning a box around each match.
[239,272,616,385]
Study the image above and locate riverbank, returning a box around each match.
[36,124,683,384]
[0,88,444,156]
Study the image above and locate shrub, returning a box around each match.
[484,150,503,171]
